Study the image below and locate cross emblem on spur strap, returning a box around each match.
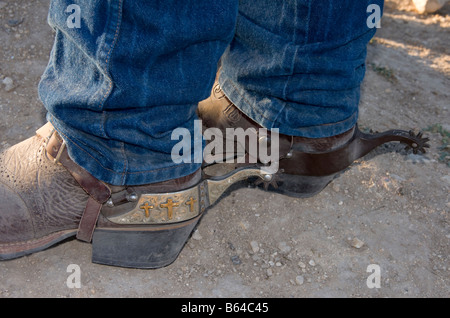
[139,202,154,218]
[136,195,199,223]
[116,186,203,225]
[185,197,197,213]
[159,198,180,220]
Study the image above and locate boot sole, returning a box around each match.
[91,216,201,269]
[0,229,77,260]
[1,216,200,269]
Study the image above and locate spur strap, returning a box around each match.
[40,124,111,242]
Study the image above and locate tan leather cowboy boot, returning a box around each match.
[198,81,430,197]
[0,122,275,268]
[0,123,203,268]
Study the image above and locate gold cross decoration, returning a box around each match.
[185,197,197,213]
[139,202,154,218]
[160,198,180,220]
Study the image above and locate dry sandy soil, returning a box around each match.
[0,0,448,298]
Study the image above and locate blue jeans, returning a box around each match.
[39,0,383,186]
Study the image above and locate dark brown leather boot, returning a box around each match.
[0,123,204,268]
[198,81,430,197]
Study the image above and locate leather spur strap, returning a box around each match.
[45,128,111,242]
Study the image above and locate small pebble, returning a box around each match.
[231,255,241,265]
[191,230,202,240]
[250,241,259,254]
[2,77,14,92]
[295,275,304,285]
[298,261,306,269]
[350,237,365,249]
[8,18,23,27]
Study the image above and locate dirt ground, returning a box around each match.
[0,0,448,298]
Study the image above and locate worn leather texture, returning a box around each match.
[0,133,88,244]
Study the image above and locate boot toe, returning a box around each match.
[0,181,35,244]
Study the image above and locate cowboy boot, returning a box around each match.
[0,122,273,268]
[197,81,430,197]
[0,123,205,268]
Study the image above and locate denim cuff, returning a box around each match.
[219,72,359,139]
[49,115,201,186]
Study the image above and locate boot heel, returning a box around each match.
[91,217,200,269]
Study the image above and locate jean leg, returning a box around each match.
[39,0,238,185]
[220,0,384,138]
